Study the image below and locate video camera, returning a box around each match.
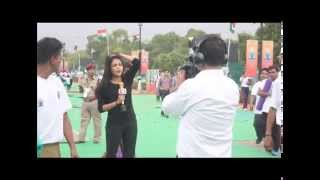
[181,34,228,79]
[178,63,200,79]
[177,36,202,79]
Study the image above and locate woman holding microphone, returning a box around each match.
[96,53,140,158]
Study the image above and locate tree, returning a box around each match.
[112,29,129,43]
[255,23,281,64]
[86,29,136,69]
[147,32,180,55]
[84,28,208,73]
[86,34,106,68]
[152,50,185,73]
[110,29,131,54]
[146,31,188,69]
[64,49,91,71]
[185,28,206,39]
[167,50,186,73]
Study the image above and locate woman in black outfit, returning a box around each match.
[96,53,140,158]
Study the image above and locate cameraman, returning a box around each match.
[161,35,239,157]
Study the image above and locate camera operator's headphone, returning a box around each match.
[192,34,228,65]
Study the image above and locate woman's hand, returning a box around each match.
[117,95,125,105]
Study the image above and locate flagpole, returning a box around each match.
[62,43,65,72]
[138,23,143,76]
[107,33,110,56]
[227,23,236,76]
[78,52,80,72]
[74,45,80,72]
[138,23,142,60]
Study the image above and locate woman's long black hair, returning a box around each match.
[95,55,125,97]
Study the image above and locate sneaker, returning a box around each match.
[256,139,262,144]
[93,140,100,144]
[271,149,281,156]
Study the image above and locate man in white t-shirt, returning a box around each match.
[254,66,279,146]
[264,66,283,156]
[37,37,78,158]
[162,35,239,157]
[250,68,269,144]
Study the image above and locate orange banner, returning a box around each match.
[131,50,149,75]
[262,41,273,68]
[245,40,258,77]
[141,51,149,75]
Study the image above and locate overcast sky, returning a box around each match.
[37,23,259,52]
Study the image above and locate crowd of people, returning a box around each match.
[37,34,283,158]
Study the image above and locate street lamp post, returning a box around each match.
[107,34,110,56]
[138,23,143,60]
[74,45,80,72]
[78,52,80,72]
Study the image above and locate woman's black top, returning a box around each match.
[98,58,140,125]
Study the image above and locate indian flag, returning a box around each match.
[97,28,107,37]
[96,28,107,41]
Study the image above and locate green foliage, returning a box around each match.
[65,25,281,74]
[255,23,281,63]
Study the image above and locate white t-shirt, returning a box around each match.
[155,76,160,89]
[241,77,250,87]
[251,81,264,114]
[63,76,70,84]
[269,77,282,126]
[162,69,239,157]
[98,75,102,81]
[37,73,72,144]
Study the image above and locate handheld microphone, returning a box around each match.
[118,82,127,111]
